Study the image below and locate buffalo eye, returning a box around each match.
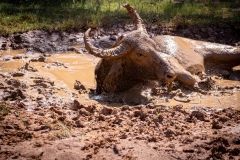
[136,53,143,57]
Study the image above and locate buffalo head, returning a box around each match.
[84,4,196,93]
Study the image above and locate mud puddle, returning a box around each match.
[1,49,240,110]
[159,79,240,110]
[1,48,97,88]
[0,50,98,107]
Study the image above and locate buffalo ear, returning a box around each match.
[103,59,124,93]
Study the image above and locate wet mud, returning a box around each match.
[0,30,240,159]
[0,25,240,52]
[0,101,239,159]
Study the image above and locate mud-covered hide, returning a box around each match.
[154,35,240,73]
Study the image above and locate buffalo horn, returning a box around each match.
[84,29,131,59]
[123,4,147,34]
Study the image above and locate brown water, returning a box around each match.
[0,50,98,89]
[160,81,240,110]
[40,53,98,89]
[0,49,100,106]
[1,49,240,109]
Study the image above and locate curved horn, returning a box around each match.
[84,29,131,59]
[123,4,147,34]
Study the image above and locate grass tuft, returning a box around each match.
[1,104,9,116]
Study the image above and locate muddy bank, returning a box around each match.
[0,25,239,52]
[0,101,240,160]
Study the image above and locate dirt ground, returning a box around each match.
[0,27,240,160]
[0,100,240,160]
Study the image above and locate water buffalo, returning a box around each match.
[84,4,240,94]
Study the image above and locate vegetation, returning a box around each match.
[1,104,9,116]
[0,0,239,35]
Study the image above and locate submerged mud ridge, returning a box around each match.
[0,101,240,160]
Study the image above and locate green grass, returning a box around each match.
[0,0,239,36]
[1,104,9,116]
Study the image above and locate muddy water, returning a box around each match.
[0,49,100,107]
[0,49,26,71]
[1,49,240,110]
[160,80,240,110]
[1,49,98,87]
[40,53,98,89]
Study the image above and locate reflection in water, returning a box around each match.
[0,49,240,110]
